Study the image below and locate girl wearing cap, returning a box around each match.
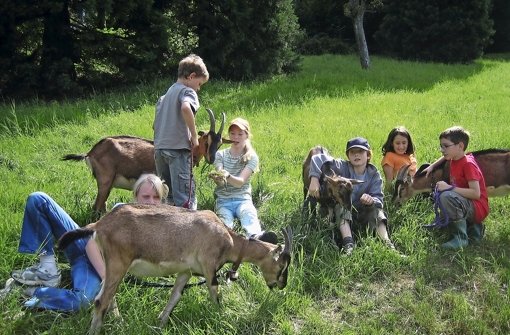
[11,174,168,311]
[307,137,395,255]
[209,118,277,244]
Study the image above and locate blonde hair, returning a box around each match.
[178,54,209,81]
[132,174,169,202]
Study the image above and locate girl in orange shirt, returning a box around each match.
[381,126,417,187]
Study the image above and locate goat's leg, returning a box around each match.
[89,264,127,335]
[158,272,192,327]
[93,173,115,212]
[205,269,221,306]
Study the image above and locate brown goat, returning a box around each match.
[58,204,293,335]
[63,109,228,212]
[302,146,363,222]
[393,149,510,204]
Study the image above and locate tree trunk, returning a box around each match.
[353,9,370,69]
[346,0,370,70]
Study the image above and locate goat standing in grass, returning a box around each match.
[63,108,228,213]
[58,204,293,335]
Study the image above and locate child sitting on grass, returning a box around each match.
[307,137,396,255]
[381,126,417,190]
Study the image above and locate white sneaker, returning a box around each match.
[11,265,61,287]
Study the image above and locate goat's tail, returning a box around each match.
[61,154,87,161]
[57,228,94,250]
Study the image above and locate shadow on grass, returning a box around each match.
[0,53,496,138]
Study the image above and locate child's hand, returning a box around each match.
[360,193,374,205]
[308,177,320,198]
[436,181,452,192]
[208,169,229,186]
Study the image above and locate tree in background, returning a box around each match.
[295,0,354,55]
[344,0,383,69]
[0,0,302,99]
[184,0,302,80]
[487,0,510,52]
[374,0,494,63]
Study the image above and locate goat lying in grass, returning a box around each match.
[302,146,363,224]
[62,109,229,213]
[393,149,510,204]
[58,204,292,335]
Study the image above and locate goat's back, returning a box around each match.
[94,204,232,264]
[472,149,510,186]
[88,136,155,178]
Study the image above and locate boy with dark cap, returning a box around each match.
[307,137,395,255]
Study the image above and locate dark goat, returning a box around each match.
[393,149,510,204]
[63,109,227,212]
[302,146,363,222]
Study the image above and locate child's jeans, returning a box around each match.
[215,198,262,237]
[334,203,387,232]
[438,190,475,222]
[155,149,196,209]
[18,192,101,311]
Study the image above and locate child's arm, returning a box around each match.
[222,167,254,188]
[85,238,105,280]
[423,156,446,177]
[382,164,394,185]
[181,101,199,147]
[436,180,481,199]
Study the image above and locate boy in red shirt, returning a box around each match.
[426,126,489,249]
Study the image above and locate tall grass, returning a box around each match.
[0,54,509,334]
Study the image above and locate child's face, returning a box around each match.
[392,134,409,155]
[136,182,161,205]
[186,73,207,92]
[228,125,248,146]
[439,138,463,160]
[347,148,368,169]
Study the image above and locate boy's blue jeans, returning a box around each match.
[155,149,197,209]
[215,198,262,237]
[18,192,101,312]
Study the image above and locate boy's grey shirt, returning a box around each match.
[154,82,200,150]
[309,153,384,209]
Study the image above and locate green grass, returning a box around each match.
[0,54,509,334]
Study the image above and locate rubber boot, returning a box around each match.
[468,223,484,244]
[441,219,468,250]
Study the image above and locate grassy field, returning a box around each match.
[0,54,509,334]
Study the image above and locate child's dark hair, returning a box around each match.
[440,126,470,150]
[381,126,415,156]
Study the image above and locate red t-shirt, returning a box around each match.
[449,153,489,223]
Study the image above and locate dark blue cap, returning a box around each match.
[346,137,370,152]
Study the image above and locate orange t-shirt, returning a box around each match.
[381,152,417,179]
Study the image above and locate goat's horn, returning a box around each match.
[396,164,411,181]
[281,226,293,255]
[206,108,216,133]
[218,112,226,135]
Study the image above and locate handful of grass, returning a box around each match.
[208,170,229,188]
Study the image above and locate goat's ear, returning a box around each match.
[222,138,234,144]
[272,245,283,261]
